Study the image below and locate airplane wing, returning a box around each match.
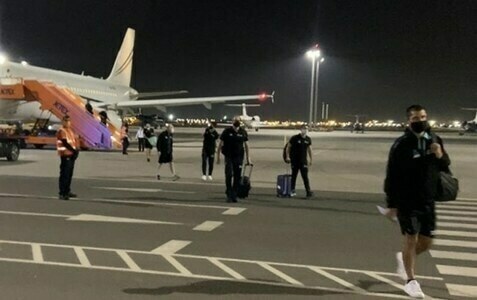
[115,93,273,111]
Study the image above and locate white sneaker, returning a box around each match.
[396,252,407,281]
[201,175,207,181]
[207,176,213,181]
[404,280,425,299]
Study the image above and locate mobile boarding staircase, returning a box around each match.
[0,78,121,150]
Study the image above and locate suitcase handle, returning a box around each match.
[241,163,253,180]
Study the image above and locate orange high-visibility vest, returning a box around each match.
[56,127,77,157]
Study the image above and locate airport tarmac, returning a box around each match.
[0,128,475,299]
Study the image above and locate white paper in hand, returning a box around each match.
[377,205,398,222]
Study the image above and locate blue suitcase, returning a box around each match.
[277,174,292,197]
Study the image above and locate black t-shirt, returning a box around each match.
[220,126,248,158]
[144,128,154,138]
[157,131,173,154]
[203,127,219,155]
[289,134,312,163]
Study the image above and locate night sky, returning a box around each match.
[1,0,477,122]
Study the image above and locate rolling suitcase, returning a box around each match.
[237,163,253,199]
[277,169,292,197]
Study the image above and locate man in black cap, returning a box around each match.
[217,117,251,202]
[285,124,313,198]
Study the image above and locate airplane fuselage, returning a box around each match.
[0,61,137,123]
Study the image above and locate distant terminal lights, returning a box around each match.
[125,117,463,129]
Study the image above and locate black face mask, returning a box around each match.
[233,121,241,128]
[410,120,428,133]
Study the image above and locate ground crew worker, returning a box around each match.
[201,122,219,181]
[217,118,251,202]
[156,124,180,181]
[56,115,79,200]
[285,124,313,198]
[120,121,130,155]
[384,104,450,299]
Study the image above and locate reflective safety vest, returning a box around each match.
[56,127,77,156]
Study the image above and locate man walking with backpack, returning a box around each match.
[285,125,313,198]
[384,105,451,299]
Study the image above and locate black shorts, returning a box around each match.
[144,139,153,149]
[398,210,436,238]
[159,153,173,164]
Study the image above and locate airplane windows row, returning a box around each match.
[70,87,116,97]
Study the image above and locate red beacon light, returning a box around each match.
[259,93,267,101]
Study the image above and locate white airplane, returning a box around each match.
[0,28,272,128]
[227,103,262,131]
[460,108,477,134]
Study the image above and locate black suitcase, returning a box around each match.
[237,163,253,199]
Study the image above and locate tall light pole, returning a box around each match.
[314,57,325,123]
[306,45,324,126]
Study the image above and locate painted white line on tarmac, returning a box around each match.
[117,250,141,271]
[434,239,477,249]
[193,221,223,232]
[437,209,477,216]
[31,244,44,263]
[94,187,195,194]
[0,209,182,226]
[163,254,192,275]
[74,247,91,267]
[438,205,477,211]
[309,266,367,293]
[0,209,70,219]
[0,192,243,214]
[151,240,192,254]
[208,258,245,280]
[446,283,477,298]
[439,201,477,207]
[457,197,477,202]
[0,256,420,300]
[0,239,443,281]
[438,221,477,230]
[430,250,477,261]
[222,207,247,215]
[365,272,403,291]
[438,215,477,222]
[436,265,477,278]
[258,262,303,286]
[434,229,477,238]
[67,214,182,225]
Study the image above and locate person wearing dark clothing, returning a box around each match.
[99,111,108,126]
[384,105,450,299]
[85,101,93,115]
[217,118,251,202]
[56,115,79,201]
[156,124,179,180]
[285,125,313,198]
[143,123,155,162]
[120,122,130,155]
[201,123,219,181]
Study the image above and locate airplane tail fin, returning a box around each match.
[107,28,135,87]
[225,103,260,117]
